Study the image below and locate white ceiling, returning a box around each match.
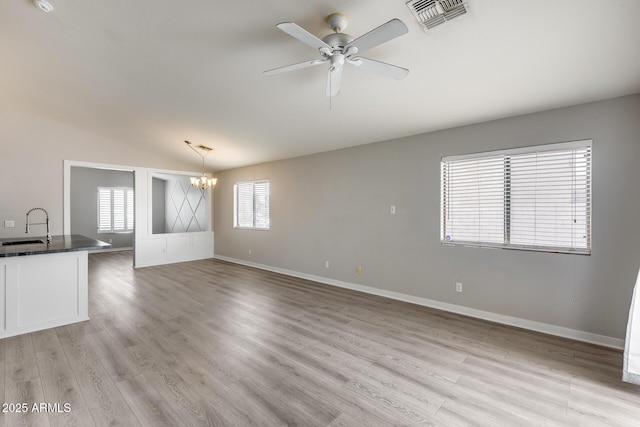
[2,0,639,171]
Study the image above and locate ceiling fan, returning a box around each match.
[264,13,409,97]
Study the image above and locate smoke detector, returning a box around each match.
[406,0,468,31]
[34,0,54,13]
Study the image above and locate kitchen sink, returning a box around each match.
[1,239,45,246]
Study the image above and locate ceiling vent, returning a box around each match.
[406,0,468,31]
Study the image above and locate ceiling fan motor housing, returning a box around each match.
[322,33,353,51]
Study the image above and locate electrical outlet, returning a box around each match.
[325,261,330,268]
[108,238,113,244]
[456,282,463,293]
[356,265,362,275]
[4,220,15,228]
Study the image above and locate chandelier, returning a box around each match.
[185,140,217,189]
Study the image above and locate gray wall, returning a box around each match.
[70,166,134,249]
[214,93,640,340]
[152,177,166,234]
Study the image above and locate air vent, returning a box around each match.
[406,0,468,31]
[184,140,213,151]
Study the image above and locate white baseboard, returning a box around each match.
[214,255,624,350]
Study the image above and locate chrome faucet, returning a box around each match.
[26,207,52,244]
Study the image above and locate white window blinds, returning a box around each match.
[441,140,591,254]
[113,188,126,231]
[98,188,112,233]
[234,180,270,230]
[98,187,134,233]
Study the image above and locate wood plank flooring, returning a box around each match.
[2,250,640,426]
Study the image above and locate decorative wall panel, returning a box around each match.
[165,177,207,233]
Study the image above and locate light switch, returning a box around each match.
[390,205,396,214]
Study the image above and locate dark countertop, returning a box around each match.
[0,234,111,258]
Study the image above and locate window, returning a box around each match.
[98,187,134,233]
[441,140,591,254]
[234,180,270,230]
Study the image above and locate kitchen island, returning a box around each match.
[0,234,110,339]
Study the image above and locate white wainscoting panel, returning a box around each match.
[1,251,89,339]
[166,235,192,263]
[17,257,79,326]
[136,232,214,268]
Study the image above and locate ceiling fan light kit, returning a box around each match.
[264,13,409,97]
[406,0,468,31]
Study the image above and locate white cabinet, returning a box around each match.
[0,251,88,339]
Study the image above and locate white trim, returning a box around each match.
[233,180,270,230]
[442,139,592,162]
[64,160,213,268]
[64,160,136,235]
[63,160,205,235]
[214,254,624,350]
[441,241,591,256]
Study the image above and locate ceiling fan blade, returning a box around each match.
[326,67,342,97]
[345,19,408,54]
[350,57,409,80]
[264,58,328,76]
[276,22,332,52]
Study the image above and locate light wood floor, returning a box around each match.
[2,251,639,426]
